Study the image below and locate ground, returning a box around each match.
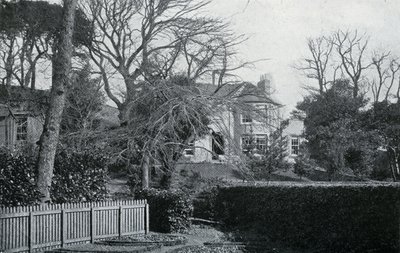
[55,225,307,253]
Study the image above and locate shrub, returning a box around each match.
[127,165,142,193]
[0,150,40,206]
[293,155,315,178]
[135,188,193,233]
[214,183,400,253]
[51,150,108,203]
[248,156,290,180]
[0,148,108,206]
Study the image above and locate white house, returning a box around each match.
[182,75,283,163]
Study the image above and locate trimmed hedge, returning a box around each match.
[214,183,400,253]
[135,189,193,233]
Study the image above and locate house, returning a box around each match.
[0,86,47,149]
[182,75,283,163]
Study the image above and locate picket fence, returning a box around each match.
[0,199,149,253]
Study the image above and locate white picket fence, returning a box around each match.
[0,199,149,253]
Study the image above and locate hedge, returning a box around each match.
[0,150,40,206]
[0,149,108,206]
[214,183,400,253]
[135,189,193,233]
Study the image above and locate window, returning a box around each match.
[241,114,252,124]
[16,117,28,141]
[255,135,267,152]
[241,135,267,153]
[241,135,252,152]
[291,137,299,155]
[184,141,195,156]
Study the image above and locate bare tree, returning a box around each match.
[37,0,76,203]
[333,30,372,98]
[81,0,241,123]
[370,51,391,103]
[295,36,334,94]
[386,59,400,101]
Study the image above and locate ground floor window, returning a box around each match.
[184,141,195,156]
[291,137,299,155]
[212,132,224,159]
[241,134,267,153]
[16,117,28,141]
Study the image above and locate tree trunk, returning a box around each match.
[5,38,15,87]
[141,153,150,189]
[36,0,76,203]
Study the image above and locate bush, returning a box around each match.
[214,183,400,253]
[0,148,108,206]
[135,188,193,233]
[127,165,143,193]
[51,150,108,203]
[293,155,315,178]
[248,156,290,180]
[0,150,40,206]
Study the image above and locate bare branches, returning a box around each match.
[296,29,400,103]
[295,36,334,94]
[82,0,245,121]
[333,30,371,98]
[370,50,391,103]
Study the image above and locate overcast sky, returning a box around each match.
[46,0,400,115]
[206,0,400,115]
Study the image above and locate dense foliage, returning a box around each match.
[135,188,193,233]
[297,80,382,178]
[0,149,108,206]
[213,184,400,253]
[0,0,91,46]
[51,150,108,203]
[0,150,40,206]
[362,101,400,180]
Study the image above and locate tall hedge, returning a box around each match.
[135,189,193,233]
[214,183,400,253]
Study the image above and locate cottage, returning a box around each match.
[0,86,47,149]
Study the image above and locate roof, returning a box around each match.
[195,82,281,106]
[0,86,49,115]
[0,104,11,117]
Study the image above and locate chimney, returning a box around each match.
[258,74,273,95]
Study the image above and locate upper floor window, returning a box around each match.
[16,117,28,141]
[241,114,252,124]
[291,137,299,155]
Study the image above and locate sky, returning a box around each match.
[45,0,400,116]
[205,0,400,115]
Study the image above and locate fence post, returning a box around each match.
[61,209,67,248]
[118,206,123,237]
[145,203,149,234]
[29,212,34,253]
[90,208,96,243]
